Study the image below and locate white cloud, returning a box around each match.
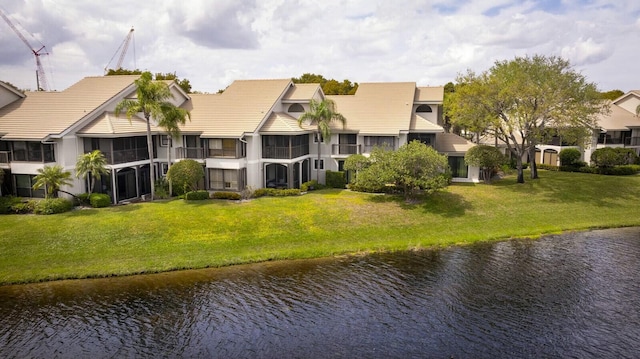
[1,0,639,93]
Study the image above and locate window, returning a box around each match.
[160,135,169,147]
[448,156,468,178]
[14,174,45,198]
[314,159,324,170]
[313,133,324,143]
[288,103,304,113]
[209,138,237,157]
[408,133,435,146]
[363,136,394,152]
[416,104,433,113]
[209,168,244,191]
[11,141,55,162]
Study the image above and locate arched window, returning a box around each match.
[288,103,304,113]
[416,104,432,113]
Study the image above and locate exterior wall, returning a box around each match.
[615,95,640,115]
[0,89,21,108]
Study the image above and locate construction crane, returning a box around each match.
[104,27,135,74]
[0,8,50,91]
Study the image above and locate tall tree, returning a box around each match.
[447,55,607,183]
[158,104,191,195]
[75,150,110,195]
[297,99,346,183]
[106,69,193,94]
[32,165,72,199]
[115,71,189,200]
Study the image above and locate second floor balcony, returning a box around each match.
[0,151,10,164]
[332,144,361,155]
[176,147,206,159]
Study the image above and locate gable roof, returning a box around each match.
[414,86,444,103]
[598,102,640,131]
[282,83,322,102]
[182,79,292,137]
[77,112,160,136]
[0,75,139,140]
[435,132,475,153]
[328,82,417,135]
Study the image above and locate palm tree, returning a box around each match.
[297,99,346,183]
[115,72,190,200]
[32,165,72,199]
[158,104,191,196]
[75,150,110,195]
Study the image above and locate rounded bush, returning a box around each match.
[559,148,581,166]
[89,193,111,208]
[185,190,211,200]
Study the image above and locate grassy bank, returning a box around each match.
[1,170,639,285]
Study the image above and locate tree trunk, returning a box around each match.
[145,117,155,201]
[167,136,172,196]
[316,132,321,184]
[529,146,538,179]
[516,156,525,183]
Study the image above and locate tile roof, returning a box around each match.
[182,79,292,137]
[435,133,476,153]
[328,82,417,135]
[261,112,314,133]
[77,112,159,136]
[415,86,444,102]
[282,83,321,101]
[598,102,640,131]
[410,114,444,132]
[0,75,139,140]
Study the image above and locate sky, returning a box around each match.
[1,0,639,94]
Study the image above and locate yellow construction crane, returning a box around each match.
[104,27,135,74]
[0,7,50,91]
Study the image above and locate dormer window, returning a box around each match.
[416,104,432,113]
[288,103,304,113]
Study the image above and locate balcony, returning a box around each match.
[630,137,640,146]
[107,148,149,164]
[176,147,205,159]
[0,151,10,164]
[262,144,309,159]
[332,144,361,155]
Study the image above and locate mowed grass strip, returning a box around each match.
[1,170,639,285]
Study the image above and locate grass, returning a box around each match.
[1,170,639,285]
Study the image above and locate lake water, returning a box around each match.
[1,227,639,358]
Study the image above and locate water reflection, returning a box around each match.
[1,227,639,358]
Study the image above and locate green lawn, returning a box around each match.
[1,170,639,285]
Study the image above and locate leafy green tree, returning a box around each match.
[32,165,72,199]
[115,71,190,200]
[597,90,624,101]
[349,141,450,200]
[75,150,110,195]
[464,145,506,183]
[157,102,191,195]
[292,73,358,95]
[106,69,193,93]
[343,153,370,182]
[297,99,346,183]
[447,55,606,183]
[166,159,204,195]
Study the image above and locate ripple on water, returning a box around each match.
[0,227,639,358]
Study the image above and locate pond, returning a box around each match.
[1,227,639,358]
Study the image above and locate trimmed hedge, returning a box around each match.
[326,170,346,188]
[34,198,73,215]
[185,190,211,200]
[90,193,111,208]
[211,191,241,200]
[301,180,324,192]
[253,188,301,197]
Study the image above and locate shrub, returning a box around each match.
[0,196,22,214]
[301,180,324,192]
[34,198,73,215]
[591,147,639,167]
[11,200,36,214]
[211,191,242,200]
[597,165,638,176]
[90,193,111,208]
[240,186,254,200]
[252,188,301,197]
[154,178,170,199]
[76,193,91,206]
[326,170,346,188]
[167,160,205,195]
[537,164,559,171]
[559,148,582,166]
[186,190,211,200]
